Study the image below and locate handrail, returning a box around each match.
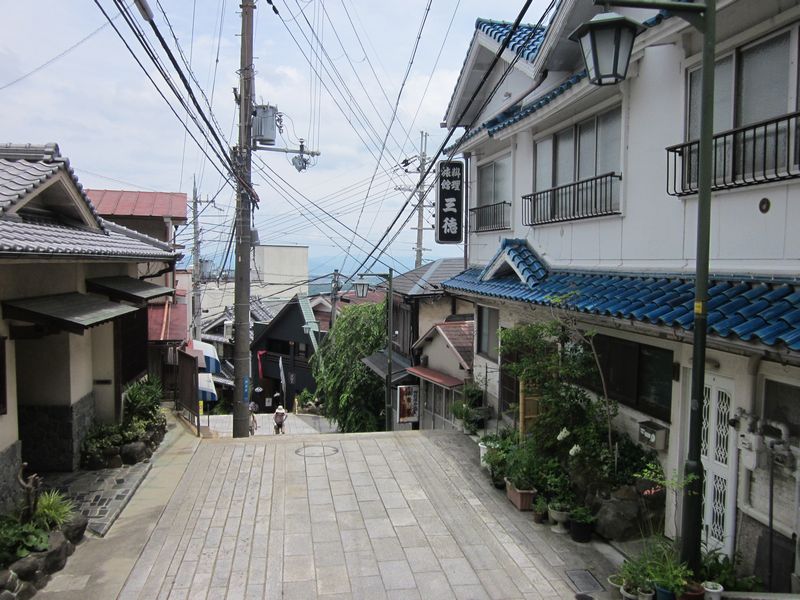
[469,201,511,232]
[522,172,621,226]
[667,110,800,196]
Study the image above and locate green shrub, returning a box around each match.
[32,490,74,531]
[124,377,163,425]
[0,517,48,567]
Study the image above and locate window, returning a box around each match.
[270,339,291,356]
[685,30,795,183]
[433,385,443,417]
[477,306,499,361]
[588,335,673,422]
[535,106,622,190]
[763,379,800,441]
[527,107,622,223]
[477,154,511,206]
[0,338,5,416]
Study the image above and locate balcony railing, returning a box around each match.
[469,201,511,232]
[522,172,621,226]
[667,111,800,196]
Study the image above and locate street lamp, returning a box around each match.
[356,269,394,432]
[572,0,714,573]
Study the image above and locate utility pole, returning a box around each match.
[329,269,340,329]
[191,177,202,340]
[414,131,428,268]
[232,0,255,438]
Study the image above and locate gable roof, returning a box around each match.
[392,258,466,297]
[413,320,475,370]
[0,144,176,261]
[87,189,187,221]
[444,18,547,128]
[479,238,547,286]
[443,240,800,354]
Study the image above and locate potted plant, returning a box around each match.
[620,553,650,600]
[548,498,571,534]
[478,433,499,470]
[681,582,704,599]
[451,401,466,431]
[483,446,509,489]
[568,506,595,543]
[701,581,723,600]
[648,541,691,600]
[504,441,538,510]
[606,573,624,600]
[532,496,548,524]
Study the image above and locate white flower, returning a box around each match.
[569,444,581,457]
[557,427,570,441]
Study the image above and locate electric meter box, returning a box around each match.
[252,105,277,146]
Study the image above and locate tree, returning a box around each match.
[311,300,386,432]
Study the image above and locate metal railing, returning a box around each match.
[469,201,511,232]
[522,172,621,226]
[667,110,800,196]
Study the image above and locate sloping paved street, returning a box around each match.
[107,428,615,599]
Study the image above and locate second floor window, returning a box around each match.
[677,27,799,191]
[477,154,511,206]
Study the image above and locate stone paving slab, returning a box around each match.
[116,430,618,599]
[204,412,337,437]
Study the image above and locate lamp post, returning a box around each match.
[355,269,394,432]
[571,0,715,573]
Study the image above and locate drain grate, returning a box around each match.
[566,569,603,593]
[295,445,339,457]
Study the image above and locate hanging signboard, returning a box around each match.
[397,385,420,424]
[435,160,464,244]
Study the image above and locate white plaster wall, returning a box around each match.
[0,336,18,453]
[252,245,309,295]
[418,299,455,339]
[478,58,534,124]
[91,322,115,423]
[423,334,465,380]
[16,334,70,406]
[69,332,93,404]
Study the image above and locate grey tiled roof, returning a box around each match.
[0,143,176,261]
[0,143,104,228]
[0,217,175,260]
[392,258,466,297]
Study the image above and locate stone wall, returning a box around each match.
[0,441,22,514]
[18,393,95,472]
[737,511,796,593]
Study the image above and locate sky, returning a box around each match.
[1,0,552,279]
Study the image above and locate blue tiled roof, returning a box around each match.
[443,246,800,352]
[479,238,548,285]
[475,18,547,63]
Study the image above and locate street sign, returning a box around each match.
[435,160,464,244]
[242,375,250,403]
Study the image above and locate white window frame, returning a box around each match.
[476,151,513,208]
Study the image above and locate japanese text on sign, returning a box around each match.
[436,160,464,244]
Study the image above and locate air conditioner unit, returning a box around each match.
[224,320,234,340]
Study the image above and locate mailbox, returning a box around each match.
[639,420,668,450]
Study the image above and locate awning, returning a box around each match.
[198,372,218,402]
[361,349,414,385]
[190,339,221,374]
[2,292,138,334]
[406,366,464,389]
[86,276,173,304]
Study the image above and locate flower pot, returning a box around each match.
[490,469,506,489]
[532,510,548,524]
[505,478,536,511]
[606,574,624,600]
[569,519,593,543]
[654,584,675,600]
[478,442,489,470]
[680,583,704,599]
[621,586,639,600]
[453,418,463,432]
[701,581,723,600]
[638,587,655,600]
[548,505,570,534]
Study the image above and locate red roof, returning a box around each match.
[87,189,187,221]
[148,302,188,342]
[406,366,464,388]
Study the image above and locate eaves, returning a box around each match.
[491,77,594,142]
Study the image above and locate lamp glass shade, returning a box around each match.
[569,12,644,86]
[302,324,311,335]
[354,278,369,298]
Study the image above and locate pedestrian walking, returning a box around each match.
[273,405,287,435]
